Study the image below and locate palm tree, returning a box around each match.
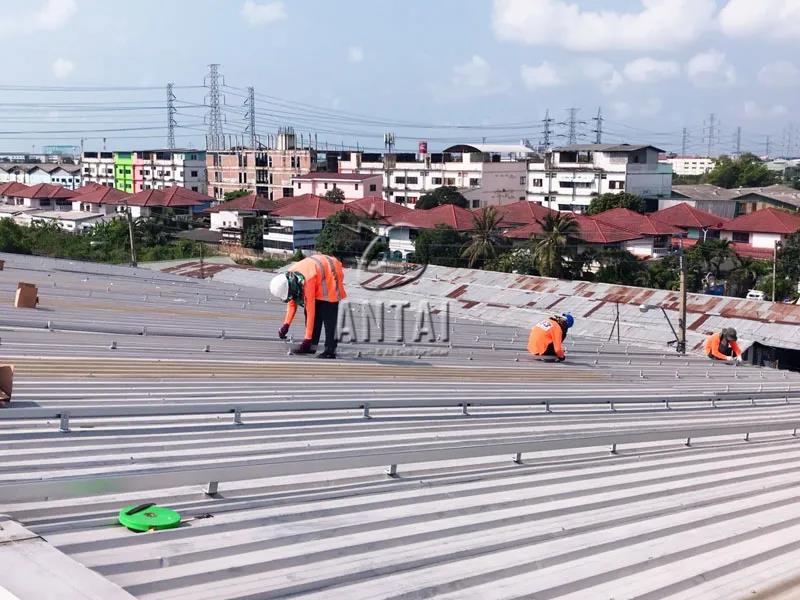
[707,239,737,278]
[532,213,579,278]
[462,207,505,268]
[727,256,769,297]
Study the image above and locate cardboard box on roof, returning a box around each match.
[0,365,12,405]
[14,282,38,308]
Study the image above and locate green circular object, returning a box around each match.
[118,504,181,532]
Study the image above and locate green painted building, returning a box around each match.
[114,152,134,193]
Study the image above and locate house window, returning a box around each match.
[445,177,455,185]
[406,177,419,184]
[191,186,198,192]
[164,170,171,177]
[355,184,359,190]
[191,170,198,177]
[732,232,750,243]
[324,183,329,189]
[432,177,443,185]
[395,176,406,184]
[519,176,525,185]
[297,182,301,189]
[369,184,377,192]
[532,178,543,186]
[408,196,418,204]
[469,178,480,187]
[395,196,406,204]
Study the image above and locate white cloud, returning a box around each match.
[450,55,509,96]
[623,57,680,83]
[347,46,364,64]
[743,101,789,119]
[719,0,800,40]
[240,1,286,26]
[757,61,800,88]
[51,58,75,79]
[492,0,716,51]
[579,59,624,95]
[610,98,663,119]
[520,62,562,89]
[0,0,76,35]
[687,50,736,87]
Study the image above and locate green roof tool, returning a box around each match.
[118,503,182,532]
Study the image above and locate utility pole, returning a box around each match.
[772,240,782,301]
[677,240,687,355]
[591,107,603,144]
[541,109,554,150]
[124,204,137,268]
[205,64,224,151]
[384,132,395,202]
[166,82,177,150]
[705,113,717,157]
[244,86,256,149]
[680,128,688,156]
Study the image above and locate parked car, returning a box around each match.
[746,289,766,300]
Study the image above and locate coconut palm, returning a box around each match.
[462,206,505,268]
[727,256,770,297]
[532,213,579,278]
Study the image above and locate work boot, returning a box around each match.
[316,350,337,359]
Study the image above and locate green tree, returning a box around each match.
[416,186,468,210]
[776,232,800,289]
[757,275,795,302]
[243,220,264,250]
[413,224,467,267]
[726,256,770,297]
[594,248,646,286]
[0,219,28,253]
[532,213,578,278]
[705,153,778,188]
[462,207,506,268]
[686,239,737,279]
[586,192,645,215]
[314,210,378,262]
[224,189,250,201]
[485,248,537,275]
[324,187,345,203]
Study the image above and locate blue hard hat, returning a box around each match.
[562,313,574,329]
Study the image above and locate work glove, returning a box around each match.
[735,356,743,364]
[296,338,314,354]
[278,324,289,339]
[557,356,566,362]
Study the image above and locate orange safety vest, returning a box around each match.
[527,318,565,359]
[283,255,347,339]
[704,332,742,360]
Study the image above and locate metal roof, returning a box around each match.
[554,144,665,153]
[442,144,535,155]
[2,253,800,598]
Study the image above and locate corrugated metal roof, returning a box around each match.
[2,253,800,599]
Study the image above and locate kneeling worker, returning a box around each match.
[269,254,346,359]
[705,327,743,363]
[527,313,574,362]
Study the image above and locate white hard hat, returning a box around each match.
[269,273,289,301]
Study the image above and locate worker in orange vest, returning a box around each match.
[269,254,347,359]
[527,314,573,362]
[704,328,743,363]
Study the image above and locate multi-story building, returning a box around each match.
[338,143,532,209]
[527,144,673,213]
[206,132,318,201]
[0,163,81,189]
[82,150,207,194]
[659,155,716,176]
[292,172,383,199]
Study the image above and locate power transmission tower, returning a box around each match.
[784,125,795,158]
[540,109,555,150]
[204,64,224,151]
[765,135,771,159]
[734,126,741,157]
[166,82,177,149]
[704,113,717,157]
[681,127,688,156]
[558,108,586,145]
[244,86,256,149]
[591,107,603,144]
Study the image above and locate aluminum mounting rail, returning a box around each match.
[2,420,798,503]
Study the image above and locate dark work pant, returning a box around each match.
[311,300,339,353]
[541,343,557,357]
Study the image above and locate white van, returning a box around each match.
[746,290,766,300]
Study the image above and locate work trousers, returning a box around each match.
[311,300,339,353]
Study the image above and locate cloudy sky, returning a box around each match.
[0,0,798,155]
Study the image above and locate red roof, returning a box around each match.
[125,186,212,207]
[270,194,344,219]
[654,202,728,229]
[390,204,476,230]
[72,186,130,205]
[592,208,684,236]
[16,183,77,200]
[72,182,108,195]
[573,214,643,244]
[344,196,412,221]
[722,207,800,234]
[0,182,30,196]
[206,194,276,213]
[675,237,775,261]
[473,200,555,227]
[294,172,381,181]
[504,221,545,239]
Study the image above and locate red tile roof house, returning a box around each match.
[263,194,346,253]
[122,186,213,219]
[653,202,729,241]
[381,204,477,258]
[504,213,642,247]
[591,208,684,258]
[291,172,383,200]
[4,183,77,211]
[204,194,277,246]
[720,208,800,256]
[71,185,132,216]
[473,200,556,227]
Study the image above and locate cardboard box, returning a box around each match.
[14,282,38,309]
[0,259,5,271]
[0,365,12,406]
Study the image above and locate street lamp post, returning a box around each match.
[772,240,782,302]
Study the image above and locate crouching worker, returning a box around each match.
[269,254,346,359]
[704,327,743,363]
[527,313,574,362]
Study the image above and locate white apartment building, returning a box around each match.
[80,152,115,187]
[0,164,81,189]
[135,150,207,194]
[527,144,673,213]
[338,143,532,209]
[659,155,716,176]
[292,172,382,199]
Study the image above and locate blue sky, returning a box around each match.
[0,0,798,156]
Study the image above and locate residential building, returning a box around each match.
[665,184,740,219]
[81,151,115,187]
[207,194,276,232]
[0,182,31,203]
[28,211,110,232]
[206,132,317,201]
[591,207,684,258]
[292,172,383,199]
[3,183,77,211]
[653,202,727,240]
[71,185,132,216]
[720,208,800,249]
[473,199,555,227]
[659,155,716,176]
[765,158,800,179]
[731,184,800,215]
[381,203,476,257]
[0,163,81,189]
[122,186,213,219]
[82,150,207,194]
[504,214,642,251]
[263,195,343,252]
[527,144,673,213]
[338,143,532,209]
